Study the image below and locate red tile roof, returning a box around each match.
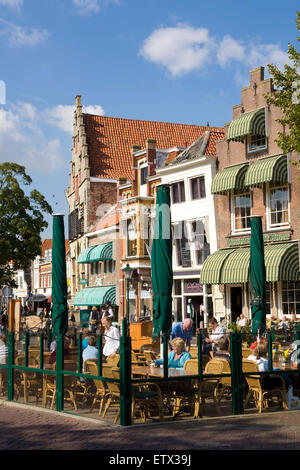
[83,114,224,180]
[41,239,70,256]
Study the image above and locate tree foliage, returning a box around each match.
[265,11,300,154]
[0,162,52,288]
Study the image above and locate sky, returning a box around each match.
[0,0,299,237]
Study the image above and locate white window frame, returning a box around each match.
[266,183,290,230]
[189,175,206,201]
[247,134,267,154]
[231,190,252,234]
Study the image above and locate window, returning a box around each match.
[191,219,210,265]
[104,260,115,274]
[268,185,289,227]
[247,134,267,152]
[140,166,148,185]
[91,262,100,275]
[232,191,251,232]
[127,218,137,257]
[282,281,300,316]
[190,176,206,200]
[173,221,190,267]
[171,181,185,204]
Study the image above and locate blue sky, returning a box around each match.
[0,0,298,237]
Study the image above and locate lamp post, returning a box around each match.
[122,264,132,320]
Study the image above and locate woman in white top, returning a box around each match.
[0,335,8,365]
[101,317,120,358]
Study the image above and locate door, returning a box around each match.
[230,287,243,323]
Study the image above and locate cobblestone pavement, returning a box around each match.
[0,401,300,451]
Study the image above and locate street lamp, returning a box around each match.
[122,264,132,320]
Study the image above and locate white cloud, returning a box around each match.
[0,18,49,46]
[0,0,23,9]
[0,103,64,172]
[217,35,246,66]
[72,0,120,15]
[44,104,105,135]
[141,24,290,77]
[140,23,214,76]
[246,43,290,70]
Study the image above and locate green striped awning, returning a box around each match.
[199,249,236,284]
[78,246,97,264]
[227,108,266,142]
[73,285,116,306]
[211,163,249,195]
[89,242,113,262]
[200,242,300,284]
[244,154,288,187]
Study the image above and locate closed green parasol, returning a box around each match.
[51,214,68,338]
[249,216,266,335]
[151,185,173,342]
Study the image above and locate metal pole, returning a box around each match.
[197,333,203,379]
[230,331,244,415]
[7,331,14,401]
[267,330,273,372]
[120,317,132,426]
[55,334,64,412]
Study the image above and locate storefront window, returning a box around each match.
[232,191,251,232]
[282,281,300,315]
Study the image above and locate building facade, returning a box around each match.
[66,95,222,310]
[200,67,300,324]
[157,130,224,328]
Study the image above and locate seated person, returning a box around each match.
[82,335,98,364]
[236,314,248,328]
[213,335,231,362]
[203,317,226,355]
[49,336,71,365]
[171,318,193,352]
[154,338,191,369]
[247,341,290,390]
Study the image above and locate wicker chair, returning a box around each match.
[43,360,79,410]
[242,348,253,358]
[85,359,109,416]
[199,359,227,416]
[102,368,164,424]
[15,353,42,403]
[243,359,288,413]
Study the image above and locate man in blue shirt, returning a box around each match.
[171,318,193,352]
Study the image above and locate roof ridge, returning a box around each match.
[83,113,224,130]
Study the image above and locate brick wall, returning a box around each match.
[215,66,300,250]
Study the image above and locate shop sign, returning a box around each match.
[181,248,192,268]
[184,281,203,294]
[227,232,290,247]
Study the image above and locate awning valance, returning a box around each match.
[200,242,300,284]
[78,246,97,264]
[244,154,288,187]
[211,163,249,195]
[227,108,266,142]
[73,285,116,306]
[77,242,113,264]
[89,242,113,262]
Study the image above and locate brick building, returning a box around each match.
[66,95,223,308]
[200,67,300,325]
